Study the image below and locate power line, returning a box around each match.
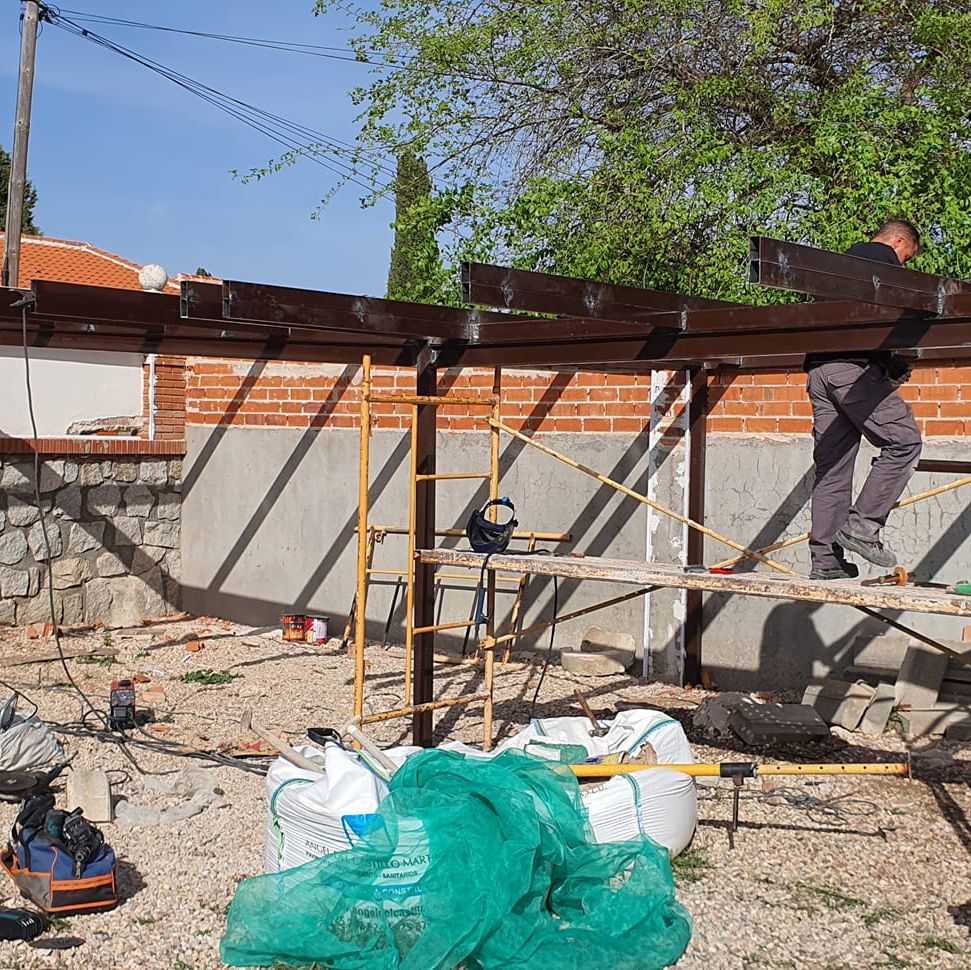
[45,10,398,196]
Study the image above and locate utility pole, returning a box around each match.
[2,1,42,289]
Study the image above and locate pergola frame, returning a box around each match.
[4,237,971,746]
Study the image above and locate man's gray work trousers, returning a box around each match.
[807,361,922,571]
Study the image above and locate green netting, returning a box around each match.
[221,749,691,970]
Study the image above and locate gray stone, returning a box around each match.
[139,460,168,485]
[68,522,105,555]
[27,521,62,561]
[96,552,127,577]
[693,693,754,738]
[0,566,31,597]
[580,625,636,669]
[123,484,155,517]
[111,516,143,545]
[0,509,4,531]
[86,484,121,517]
[0,531,28,565]
[944,720,971,742]
[5,498,39,527]
[139,545,167,565]
[61,589,85,626]
[17,594,63,625]
[52,558,89,590]
[859,682,897,735]
[52,485,82,521]
[112,462,138,484]
[168,459,183,481]
[36,461,66,493]
[560,650,626,676]
[162,548,181,580]
[83,579,113,624]
[62,462,79,485]
[728,703,830,745]
[79,463,104,486]
[801,679,874,731]
[895,643,949,709]
[143,520,179,549]
[0,462,31,493]
[154,492,180,521]
[100,461,115,480]
[0,599,15,625]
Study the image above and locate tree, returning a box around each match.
[0,144,40,235]
[315,0,971,301]
[386,149,446,302]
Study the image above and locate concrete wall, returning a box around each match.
[180,426,971,692]
[0,349,143,437]
[0,456,181,627]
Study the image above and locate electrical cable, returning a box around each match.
[46,11,397,195]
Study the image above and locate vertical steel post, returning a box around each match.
[483,367,501,749]
[2,1,41,289]
[353,356,372,718]
[684,367,708,684]
[412,361,438,745]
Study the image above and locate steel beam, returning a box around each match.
[684,368,707,685]
[750,237,971,312]
[463,262,733,320]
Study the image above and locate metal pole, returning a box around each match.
[684,367,708,684]
[3,0,41,289]
[353,356,372,719]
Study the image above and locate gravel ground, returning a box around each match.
[0,617,967,970]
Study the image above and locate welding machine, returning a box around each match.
[108,679,136,730]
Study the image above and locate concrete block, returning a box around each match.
[67,769,113,823]
[895,643,949,709]
[859,682,897,735]
[944,720,971,742]
[963,624,971,643]
[728,703,830,745]
[897,705,971,738]
[560,650,627,676]
[801,679,874,731]
[852,634,911,670]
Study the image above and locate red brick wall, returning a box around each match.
[184,358,971,437]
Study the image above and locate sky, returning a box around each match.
[0,0,393,294]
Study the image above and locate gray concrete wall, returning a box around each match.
[181,425,971,692]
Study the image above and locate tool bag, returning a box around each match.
[0,794,117,915]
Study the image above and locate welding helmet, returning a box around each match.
[466,497,518,554]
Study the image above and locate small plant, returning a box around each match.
[875,953,912,969]
[864,907,905,928]
[917,937,959,954]
[77,654,119,666]
[672,846,711,884]
[49,916,72,932]
[134,650,150,660]
[133,915,158,926]
[103,632,114,648]
[793,881,864,911]
[180,668,240,686]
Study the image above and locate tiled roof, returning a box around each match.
[1,233,190,292]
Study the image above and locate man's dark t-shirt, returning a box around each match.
[803,240,902,372]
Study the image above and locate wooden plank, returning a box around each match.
[0,647,118,667]
[418,549,971,618]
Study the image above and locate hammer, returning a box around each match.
[239,709,322,773]
[574,690,608,738]
[861,566,909,587]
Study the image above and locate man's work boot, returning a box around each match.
[835,529,898,568]
[810,545,860,581]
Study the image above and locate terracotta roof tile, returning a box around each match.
[1,233,183,292]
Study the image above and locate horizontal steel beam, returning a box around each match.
[463,262,733,320]
[750,237,971,312]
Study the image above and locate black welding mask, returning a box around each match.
[466,498,518,554]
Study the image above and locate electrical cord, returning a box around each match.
[696,782,880,826]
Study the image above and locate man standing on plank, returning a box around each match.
[805,220,923,580]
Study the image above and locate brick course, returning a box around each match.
[183,358,971,437]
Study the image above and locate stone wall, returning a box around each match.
[0,456,182,628]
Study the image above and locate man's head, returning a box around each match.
[872,219,921,264]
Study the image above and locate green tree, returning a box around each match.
[0,144,40,234]
[386,149,446,302]
[315,0,971,301]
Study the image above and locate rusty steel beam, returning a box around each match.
[433,314,971,369]
[750,237,971,313]
[463,262,733,320]
[221,279,525,341]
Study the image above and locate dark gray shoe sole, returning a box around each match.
[835,529,897,568]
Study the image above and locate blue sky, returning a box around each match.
[1,1,393,293]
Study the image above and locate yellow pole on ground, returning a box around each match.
[570,761,910,779]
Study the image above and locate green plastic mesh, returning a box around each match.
[221,749,691,969]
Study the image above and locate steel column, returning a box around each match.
[684,367,708,685]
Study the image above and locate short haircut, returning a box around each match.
[874,219,921,250]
